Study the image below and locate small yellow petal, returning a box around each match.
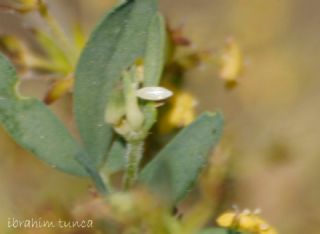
[216,212,236,227]
[238,213,259,232]
[220,38,243,82]
[260,228,278,234]
[216,209,278,234]
[44,75,74,104]
[168,91,196,127]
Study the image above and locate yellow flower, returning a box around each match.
[220,38,243,83]
[43,75,74,104]
[159,90,197,134]
[216,209,278,234]
[1,1,87,104]
[216,211,237,227]
[168,91,197,126]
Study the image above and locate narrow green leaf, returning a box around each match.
[75,152,108,194]
[0,53,87,176]
[143,12,166,86]
[102,138,126,174]
[140,112,224,204]
[74,0,158,167]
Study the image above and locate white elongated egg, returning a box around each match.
[136,87,173,101]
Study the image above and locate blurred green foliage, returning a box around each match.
[0,0,319,233]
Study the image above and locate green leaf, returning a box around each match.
[102,138,126,174]
[140,112,224,204]
[199,228,249,234]
[199,228,229,234]
[143,12,166,86]
[75,152,108,194]
[0,53,87,176]
[0,54,17,99]
[74,0,158,167]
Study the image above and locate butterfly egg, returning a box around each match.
[136,87,173,101]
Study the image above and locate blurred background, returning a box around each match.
[0,0,320,233]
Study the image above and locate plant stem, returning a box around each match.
[123,141,144,190]
[100,172,114,193]
[38,1,77,63]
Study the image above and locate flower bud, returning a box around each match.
[220,37,243,82]
[123,70,144,131]
[105,83,126,125]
